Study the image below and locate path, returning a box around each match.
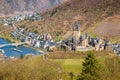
[42,52,62,80]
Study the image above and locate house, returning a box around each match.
[105,44,112,51]
[17,27,25,33]
[2,19,8,25]
[39,41,45,48]
[43,41,56,50]
[19,36,26,42]
[68,36,76,45]
[35,40,40,48]
[112,44,120,55]
[94,39,104,51]
[44,32,52,41]
[71,44,76,51]
[103,40,112,51]
[25,37,32,45]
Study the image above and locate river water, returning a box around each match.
[0,38,40,57]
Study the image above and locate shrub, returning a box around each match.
[50,9,58,17]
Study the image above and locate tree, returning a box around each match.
[20,54,24,59]
[69,72,74,80]
[34,30,38,34]
[77,52,99,80]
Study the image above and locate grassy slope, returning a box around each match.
[51,56,105,80]
[50,53,120,80]
[53,59,83,74]
[0,52,118,80]
[0,56,60,80]
[50,50,111,74]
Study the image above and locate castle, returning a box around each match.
[63,21,110,51]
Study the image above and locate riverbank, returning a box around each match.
[0,37,41,58]
[0,33,20,43]
[23,44,44,53]
[0,32,44,54]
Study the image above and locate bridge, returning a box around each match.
[0,26,29,48]
[0,42,25,48]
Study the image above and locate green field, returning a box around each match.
[52,57,105,80]
[52,59,83,74]
[52,57,105,74]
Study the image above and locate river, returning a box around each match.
[0,38,40,57]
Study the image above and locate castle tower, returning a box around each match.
[73,22,81,44]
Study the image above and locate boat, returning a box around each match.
[0,49,5,54]
[11,48,23,53]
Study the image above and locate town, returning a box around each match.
[0,0,119,80]
[2,12,44,26]
[0,19,120,60]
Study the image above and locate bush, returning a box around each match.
[34,30,38,34]
[50,9,58,17]
[20,54,24,59]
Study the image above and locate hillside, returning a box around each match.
[0,0,120,80]
[0,0,65,16]
[15,0,120,42]
[0,0,119,42]
[0,57,60,80]
[95,22,120,36]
